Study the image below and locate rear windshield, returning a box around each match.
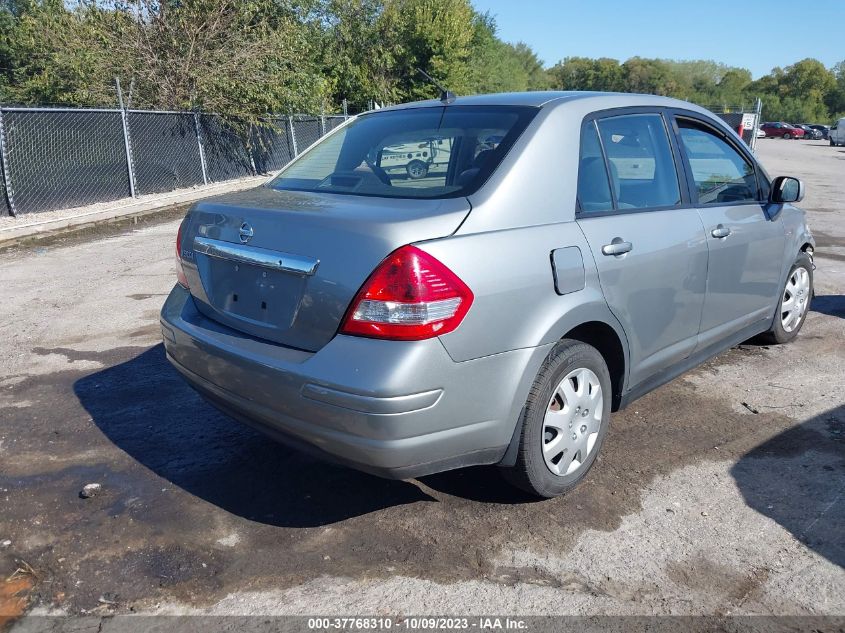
[267,105,537,199]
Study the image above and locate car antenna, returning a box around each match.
[416,68,456,104]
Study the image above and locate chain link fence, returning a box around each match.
[127,112,205,195]
[0,100,765,217]
[0,106,348,216]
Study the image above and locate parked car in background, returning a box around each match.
[162,92,815,498]
[830,118,845,146]
[760,122,805,139]
[756,128,766,138]
[794,124,822,140]
[808,124,830,140]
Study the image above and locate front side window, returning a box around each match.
[595,114,682,209]
[677,120,759,204]
[268,106,537,199]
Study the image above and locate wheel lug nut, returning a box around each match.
[580,425,587,433]
[571,433,577,440]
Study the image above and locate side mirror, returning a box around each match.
[770,176,804,204]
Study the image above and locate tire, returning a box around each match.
[760,252,813,345]
[783,132,792,139]
[406,160,429,180]
[832,139,837,146]
[503,340,612,498]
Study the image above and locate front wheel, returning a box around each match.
[503,340,611,498]
[783,132,792,139]
[760,252,813,344]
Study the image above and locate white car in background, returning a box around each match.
[830,118,845,146]
[756,128,766,139]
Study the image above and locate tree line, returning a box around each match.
[549,56,845,123]
[1,0,843,124]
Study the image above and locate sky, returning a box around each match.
[472,0,845,78]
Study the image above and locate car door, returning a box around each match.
[575,112,708,389]
[671,113,785,350]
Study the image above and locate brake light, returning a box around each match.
[176,221,189,288]
[339,245,473,341]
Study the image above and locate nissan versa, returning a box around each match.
[161,92,814,497]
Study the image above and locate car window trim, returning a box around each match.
[669,109,767,206]
[575,106,691,219]
[592,119,619,213]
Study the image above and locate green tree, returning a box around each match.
[826,60,845,118]
[103,0,327,116]
[466,11,530,93]
[319,0,401,110]
[511,42,549,91]
[621,57,680,95]
[751,60,836,122]
[547,56,621,91]
[382,0,477,101]
[0,0,117,106]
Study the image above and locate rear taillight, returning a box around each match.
[176,221,189,288]
[339,245,473,341]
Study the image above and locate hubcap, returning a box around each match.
[408,163,426,178]
[542,368,604,477]
[781,267,810,333]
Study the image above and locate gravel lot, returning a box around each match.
[0,139,843,622]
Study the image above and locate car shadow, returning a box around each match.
[420,466,537,504]
[811,294,845,319]
[730,404,845,569]
[74,344,440,528]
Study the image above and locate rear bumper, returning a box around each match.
[160,285,549,479]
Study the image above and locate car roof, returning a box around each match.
[371,91,713,114]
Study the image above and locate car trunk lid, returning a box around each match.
[180,186,470,352]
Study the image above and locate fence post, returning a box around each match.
[115,78,137,198]
[343,99,348,120]
[288,115,299,157]
[193,112,209,185]
[320,104,326,137]
[0,107,16,216]
[247,125,257,175]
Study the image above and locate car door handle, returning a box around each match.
[711,225,731,239]
[601,239,633,256]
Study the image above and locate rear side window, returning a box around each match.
[677,120,759,204]
[595,114,681,209]
[269,106,537,199]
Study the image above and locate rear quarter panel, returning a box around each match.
[419,223,629,369]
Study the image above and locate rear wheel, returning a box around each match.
[406,160,429,180]
[760,252,813,344]
[504,340,611,498]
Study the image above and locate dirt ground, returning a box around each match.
[0,139,843,623]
